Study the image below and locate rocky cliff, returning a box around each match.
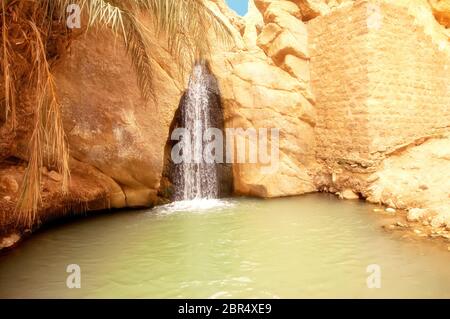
[54,27,183,208]
[206,0,319,197]
[1,0,449,248]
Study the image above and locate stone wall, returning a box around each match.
[308,0,450,228]
[367,1,450,156]
[309,1,372,167]
[309,0,450,168]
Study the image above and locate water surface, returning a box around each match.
[0,194,449,298]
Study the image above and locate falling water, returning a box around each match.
[173,61,220,201]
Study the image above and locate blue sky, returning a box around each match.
[225,0,249,16]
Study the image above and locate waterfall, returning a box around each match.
[173,61,220,201]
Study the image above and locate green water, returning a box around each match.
[0,194,449,298]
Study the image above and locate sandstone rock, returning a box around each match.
[0,175,19,194]
[0,233,20,249]
[257,23,283,52]
[367,174,380,183]
[242,0,265,50]
[384,0,450,53]
[429,0,450,27]
[340,189,359,200]
[213,53,318,197]
[209,0,318,198]
[289,0,331,20]
[254,0,278,14]
[3,196,11,201]
[264,1,302,19]
[5,0,448,245]
[282,54,311,84]
[264,5,308,43]
[385,207,396,214]
[431,211,450,228]
[267,30,309,64]
[55,25,183,208]
[407,208,428,221]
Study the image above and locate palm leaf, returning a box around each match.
[1,0,234,227]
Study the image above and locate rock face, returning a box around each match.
[1,0,450,244]
[429,0,450,27]
[54,28,183,208]
[367,135,450,228]
[1,14,185,239]
[207,0,318,197]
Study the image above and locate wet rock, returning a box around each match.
[0,234,20,249]
[340,189,359,200]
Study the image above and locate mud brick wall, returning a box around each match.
[367,1,450,156]
[308,1,372,166]
[308,0,450,168]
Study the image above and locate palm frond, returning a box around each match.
[131,0,233,76]
[2,0,234,227]
[73,0,233,94]
[16,18,70,227]
[1,0,16,127]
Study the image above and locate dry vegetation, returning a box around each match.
[0,0,232,229]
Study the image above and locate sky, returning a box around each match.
[225,0,249,16]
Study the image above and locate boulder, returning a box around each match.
[340,189,359,200]
[0,233,20,249]
[55,26,183,208]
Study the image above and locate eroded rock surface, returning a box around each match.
[208,0,318,197]
[55,27,183,208]
[1,0,449,246]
